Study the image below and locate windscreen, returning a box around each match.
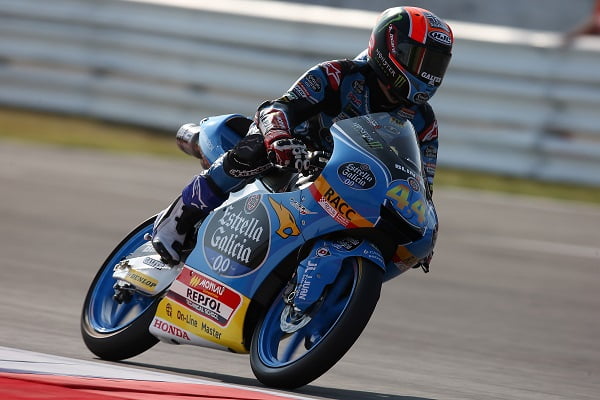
[332,113,423,180]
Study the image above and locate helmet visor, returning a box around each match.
[394,43,451,87]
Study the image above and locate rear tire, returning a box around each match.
[250,257,383,389]
[81,217,160,360]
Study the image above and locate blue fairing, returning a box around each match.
[292,238,385,313]
[184,112,436,305]
[185,189,309,297]
[197,114,248,164]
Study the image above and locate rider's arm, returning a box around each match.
[415,104,439,197]
[251,60,350,149]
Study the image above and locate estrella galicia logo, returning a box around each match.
[337,162,376,190]
[203,199,270,277]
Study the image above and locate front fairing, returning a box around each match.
[301,113,430,237]
[186,113,433,297]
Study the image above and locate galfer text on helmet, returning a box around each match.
[420,72,441,86]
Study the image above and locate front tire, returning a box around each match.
[250,257,383,389]
[81,217,160,361]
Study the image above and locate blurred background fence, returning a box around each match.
[1,0,600,185]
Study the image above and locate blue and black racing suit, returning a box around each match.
[211,53,440,197]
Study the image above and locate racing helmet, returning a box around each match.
[367,7,453,104]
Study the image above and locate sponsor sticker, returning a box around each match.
[353,121,384,149]
[428,31,452,45]
[407,176,421,192]
[347,91,362,108]
[168,268,243,327]
[290,198,316,215]
[309,176,373,228]
[142,257,168,270]
[244,194,261,213]
[296,261,318,302]
[352,80,365,94]
[337,162,376,190]
[413,92,430,104]
[374,48,397,79]
[202,199,270,276]
[304,74,322,92]
[124,269,158,292]
[331,237,361,251]
[420,71,442,86]
[292,82,319,104]
[425,12,449,31]
[316,247,331,257]
[268,197,300,239]
[396,107,416,120]
[424,145,437,159]
[151,317,191,341]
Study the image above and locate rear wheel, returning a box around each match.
[81,217,160,360]
[250,257,383,389]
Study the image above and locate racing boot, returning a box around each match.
[151,173,227,265]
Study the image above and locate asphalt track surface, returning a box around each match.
[0,140,599,400]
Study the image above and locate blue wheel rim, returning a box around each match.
[256,261,358,367]
[87,223,156,334]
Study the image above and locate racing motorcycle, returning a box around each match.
[80,112,437,389]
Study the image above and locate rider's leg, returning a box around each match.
[152,134,270,265]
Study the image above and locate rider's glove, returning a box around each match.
[266,137,310,173]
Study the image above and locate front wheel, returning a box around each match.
[250,257,383,389]
[81,217,160,361]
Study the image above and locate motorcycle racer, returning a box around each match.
[151,6,453,270]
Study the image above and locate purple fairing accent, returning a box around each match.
[181,174,226,212]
